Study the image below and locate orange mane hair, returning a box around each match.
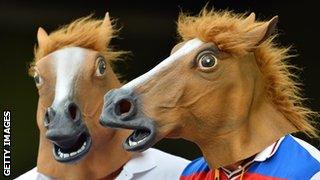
[30,15,124,75]
[177,9,318,137]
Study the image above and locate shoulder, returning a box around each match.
[15,167,51,180]
[123,148,190,180]
[260,135,320,178]
[143,148,190,175]
[289,135,320,175]
[290,135,320,163]
[145,148,190,166]
[311,171,320,180]
[278,135,320,168]
[181,157,209,177]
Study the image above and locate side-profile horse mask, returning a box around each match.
[30,14,131,179]
[100,10,317,168]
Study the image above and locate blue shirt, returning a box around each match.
[181,135,320,180]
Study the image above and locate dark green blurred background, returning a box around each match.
[0,0,319,178]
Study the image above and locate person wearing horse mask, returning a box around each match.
[16,13,189,180]
[100,9,320,180]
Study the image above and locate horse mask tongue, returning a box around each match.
[32,13,131,179]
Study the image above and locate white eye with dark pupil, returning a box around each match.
[96,57,106,76]
[33,72,43,86]
[34,75,40,84]
[198,53,217,69]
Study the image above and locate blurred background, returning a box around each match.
[0,0,319,178]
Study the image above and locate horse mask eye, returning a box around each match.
[33,71,43,87]
[96,56,106,76]
[198,51,217,70]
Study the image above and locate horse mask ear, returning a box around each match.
[100,12,113,46]
[242,12,256,26]
[246,15,278,47]
[37,27,50,48]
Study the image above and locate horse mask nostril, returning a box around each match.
[115,99,132,117]
[67,103,79,120]
[44,107,56,127]
[44,111,50,127]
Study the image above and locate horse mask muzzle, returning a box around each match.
[44,100,92,163]
[100,89,156,152]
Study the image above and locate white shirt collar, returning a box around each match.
[221,136,285,179]
[254,136,285,162]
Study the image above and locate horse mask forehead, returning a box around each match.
[36,47,90,108]
[122,38,204,90]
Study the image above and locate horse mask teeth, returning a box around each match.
[127,129,150,146]
[53,132,92,163]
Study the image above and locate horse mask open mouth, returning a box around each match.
[52,131,92,163]
[44,102,92,163]
[100,89,156,151]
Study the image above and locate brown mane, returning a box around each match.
[30,15,124,75]
[177,9,318,137]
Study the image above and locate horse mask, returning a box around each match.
[30,14,132,179]
[100,10,317,168]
